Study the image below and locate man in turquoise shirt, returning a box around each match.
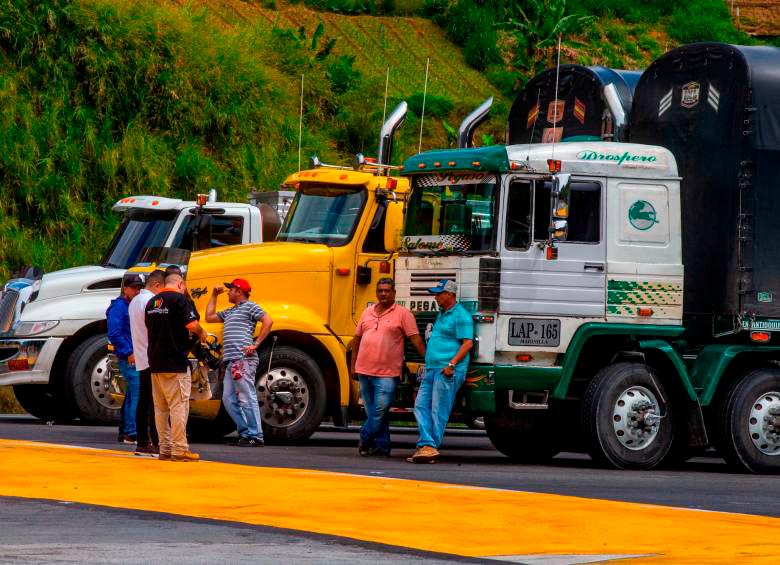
[408,279,473,464]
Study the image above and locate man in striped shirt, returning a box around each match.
[206,278,273,447]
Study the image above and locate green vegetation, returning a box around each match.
[0,0,775,279]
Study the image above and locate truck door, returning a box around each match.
[500,177,606,319]
[353,202,394,322]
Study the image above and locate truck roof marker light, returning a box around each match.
[336,268,350,276]
[638,307,654,317]
[418,163,426,169]
[386,177,398,190]
[152,200,160,206]
[510,161,521,170]
[516,353,533,362]
[448,161,456,166]
[434,162,441,167]
[379,261,391,273]
[339,174,348,180]
[196,193,208,206]
[547,159,562,173]
[471,161,481,167]
[751,331,771,343]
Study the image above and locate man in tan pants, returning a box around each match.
[145,272,207,462]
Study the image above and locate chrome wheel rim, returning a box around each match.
[256,366,310,429]
[748,391,780,456]
[91,355,121,411]
[612,385,661,451]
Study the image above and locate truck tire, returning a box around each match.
[67,334,121,425]
[720,367,780,473]
[581,362,674,470]
[484,391,561,462]
[12,384,75,422]
[255,346,326,444]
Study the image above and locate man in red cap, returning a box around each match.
[206,278,273,446]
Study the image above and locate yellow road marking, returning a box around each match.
[0,439,777,563]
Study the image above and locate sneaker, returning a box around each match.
[134,443,158,458]
[368,447,391,457]
[171,451,200,462]
[407,445,439,464]
[158,452,172,461]
[237,437,264,447]
[123,435,137,445]
[117,433,127,443]
[358,441,371,456]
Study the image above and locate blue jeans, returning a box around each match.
[413,367,465,449]
[223,358,263,440]
[119,359,140,437]
[358,375,398,452]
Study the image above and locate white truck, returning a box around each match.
[0,191,289,424]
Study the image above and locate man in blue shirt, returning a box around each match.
[107,273,144,444]
[408,279,473,464]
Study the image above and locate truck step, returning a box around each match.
[508,390,549,410]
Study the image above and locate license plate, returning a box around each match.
[508,318,561,347]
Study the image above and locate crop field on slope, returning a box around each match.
[165,0,496,108]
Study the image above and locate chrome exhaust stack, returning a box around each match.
[377,101,408,167]
[457,97,493,148]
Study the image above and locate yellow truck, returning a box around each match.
[183,104,409,442]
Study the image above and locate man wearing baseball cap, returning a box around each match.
[408,279,473,464]
[108,272,145,444]
[206,278,273,446]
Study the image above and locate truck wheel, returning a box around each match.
[720,368,780,473]
[12,384,75,422]
[255,346,326,444]
[67,334,121,425]
[581,362,674,470]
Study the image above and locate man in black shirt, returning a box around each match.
[145,272,207,462]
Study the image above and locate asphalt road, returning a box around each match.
[1,414,777,518]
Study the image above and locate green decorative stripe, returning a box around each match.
[608,279,682,311]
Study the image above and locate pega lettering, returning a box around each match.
[576,150,657,166]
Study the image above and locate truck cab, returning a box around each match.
[397,141,687,469]
[183,104,409,442]
[0,193,279,423]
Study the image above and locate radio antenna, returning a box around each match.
[551,35,562,161]
[382,66,390,126]
[526,87,541,163]
[418,57,430,154]
[298,73,305,172]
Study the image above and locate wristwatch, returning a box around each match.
[447,361,456,368]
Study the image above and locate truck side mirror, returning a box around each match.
[193,214,213,251]
[383,200,404,253]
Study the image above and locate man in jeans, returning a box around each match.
[352,278,425,456]
[128,269,165,456]
[145,272,208,462]
[107,273,144,444]
[408,279,473,464]
[205,278,273,447]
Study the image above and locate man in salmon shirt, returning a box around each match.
[351,278,426,456]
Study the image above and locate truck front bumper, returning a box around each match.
[0,338,64,386]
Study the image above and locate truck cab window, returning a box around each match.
[532,181,601,243]
[211,216,244,247]
[362,205,387,253]
[505,181,532,249]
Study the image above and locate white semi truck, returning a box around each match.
[0,191,289,424]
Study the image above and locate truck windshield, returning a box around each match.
[101,210,178,269]
[403,174,497,253]
[277,185,366,246]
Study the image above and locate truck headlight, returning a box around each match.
[14,320,59,336]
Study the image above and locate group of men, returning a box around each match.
[352,278,472,464]
[107,268,272,461]
[109,268,470,465]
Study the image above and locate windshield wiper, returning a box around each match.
[102,261,123,269]
[281,237,324,244]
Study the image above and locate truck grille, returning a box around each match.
[404,311,437,364]
[409,271,457,296]
[0,290,19,334]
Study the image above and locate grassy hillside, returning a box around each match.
[0,0,503,279]
[0,0,775,280]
